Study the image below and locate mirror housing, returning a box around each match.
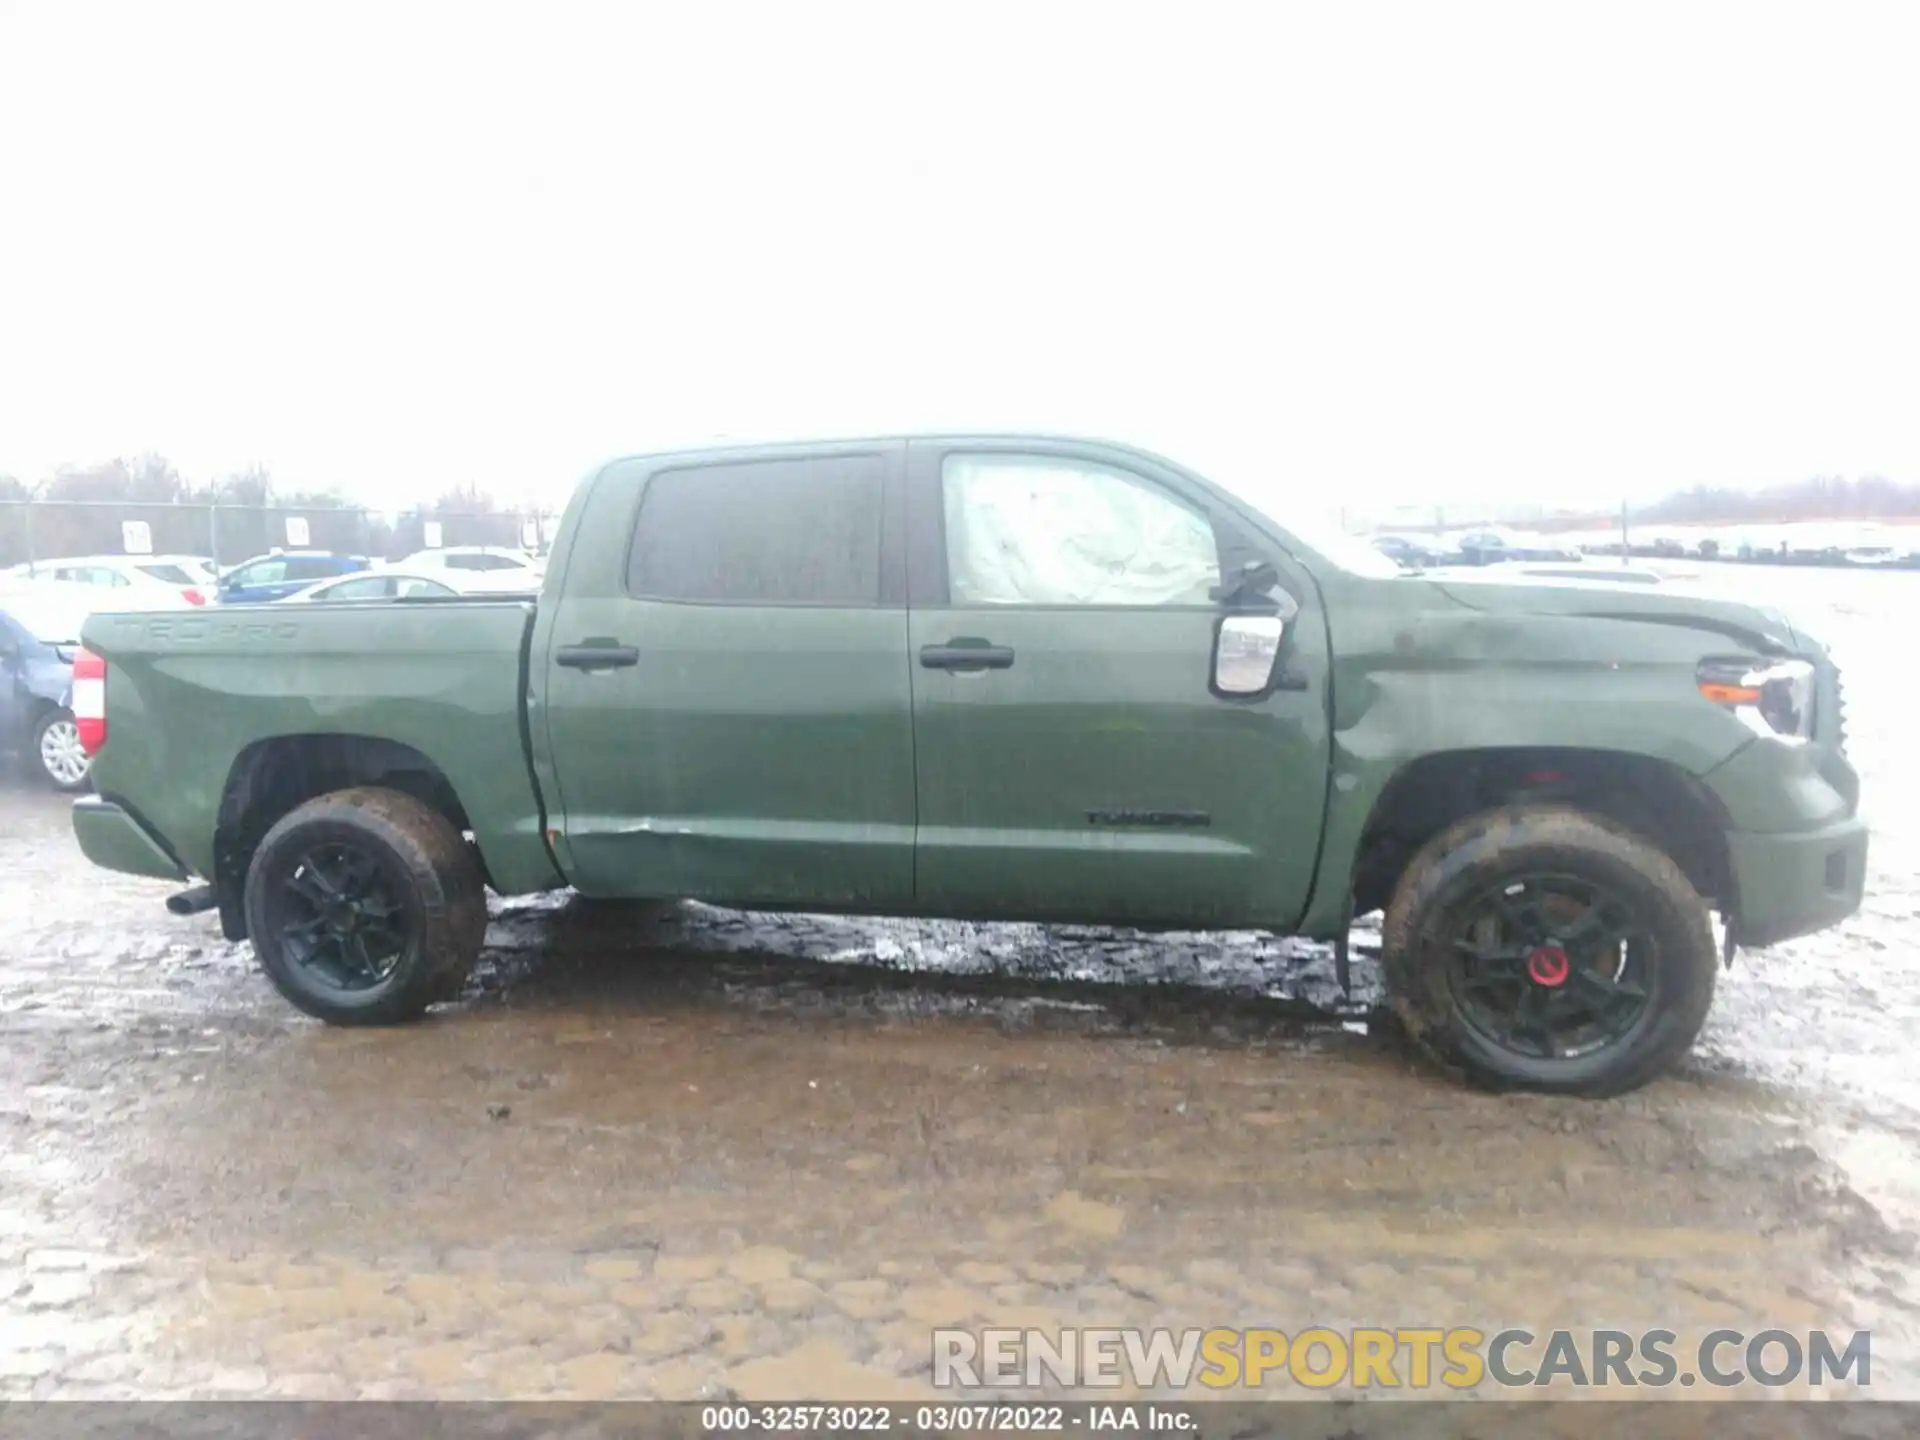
[1210,559,1282,609]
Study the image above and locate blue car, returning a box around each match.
[216,551,371,604]
[0,599,90,790]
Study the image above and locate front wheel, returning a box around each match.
[243,787,487,1025]
[34,709,92,792]
[1381,806,1717,1096]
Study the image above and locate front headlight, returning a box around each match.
[1697,657,1816,743]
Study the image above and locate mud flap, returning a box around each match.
[1333,895,1355,996]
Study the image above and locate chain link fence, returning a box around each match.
[0,500,562,572]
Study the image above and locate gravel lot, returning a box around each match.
[2,564,1916,1410]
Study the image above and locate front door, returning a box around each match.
[538,443,917,910]
[905,440,1331,929]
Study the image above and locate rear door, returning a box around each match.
[538,443,916,908]
[905,439,1331,929]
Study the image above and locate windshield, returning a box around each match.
[1199,462,1405,578]
[1274,513,1405,579]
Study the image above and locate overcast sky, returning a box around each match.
[3,2,1917,517]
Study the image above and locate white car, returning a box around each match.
[5,554,212,607]
[280,565,540,602]
[280,571,464,602]
[398,546,545,588]
[1844,545,1905,568]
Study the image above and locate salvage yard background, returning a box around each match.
[1,561,1915,1401]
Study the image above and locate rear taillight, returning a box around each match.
[183,587,207,606]
[72,648,107,755]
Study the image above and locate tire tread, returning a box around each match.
[1381,804,1716,1096]
[243,786,487,1025]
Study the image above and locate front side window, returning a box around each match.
[394,578,454,597]
[941,455,1220,606]
[286,557,343,581]
[627,455,885,605]
[446,553,521,572]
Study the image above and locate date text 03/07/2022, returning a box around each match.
[698,1404,1197,1433]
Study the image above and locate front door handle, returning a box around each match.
[556,641,640,671]
[920,638,1015,672]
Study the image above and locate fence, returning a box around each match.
[0,500,563,572]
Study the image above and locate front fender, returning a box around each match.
[1296,599,1760,935]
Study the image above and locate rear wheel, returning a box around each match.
[243,787,487,1025]
[34,709,91,792]
[1381,806,1717,1096]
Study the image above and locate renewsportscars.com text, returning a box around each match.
[932,1327,1871,1390]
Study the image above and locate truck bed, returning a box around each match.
[79,598,560,894]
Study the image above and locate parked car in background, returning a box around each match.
[215,551,372,604]
[169,556,220,588]
[1371,534,1441,569]
[281,563,544,603]
[0,594,91,790]
[398,546,546,586]
[1843,544,1904,568]
[8,554,211,608]
[1455,530,1584,565]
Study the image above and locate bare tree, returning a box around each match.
[206,465,275,508]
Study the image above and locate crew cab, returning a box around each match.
[67,436,1868,1094]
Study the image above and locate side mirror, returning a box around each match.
[1212,614,1286,697]
[1210,559,1281,608]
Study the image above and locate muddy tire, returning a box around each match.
[1381,805,1716,1096]
[243,787,487,1025]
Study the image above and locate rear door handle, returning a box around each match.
[556,642,640,671]
[920,639,1015,672]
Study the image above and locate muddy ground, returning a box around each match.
[1,565,1917,1416]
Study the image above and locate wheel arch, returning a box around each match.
[1339,746,1735,924]
[214,734,479,941]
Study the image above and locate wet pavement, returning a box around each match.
[2,564,1917,1406]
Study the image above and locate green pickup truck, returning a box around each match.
[68,436,1866,1094]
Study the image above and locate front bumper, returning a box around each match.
[1725,815,1868,947]
[72,796,189,883]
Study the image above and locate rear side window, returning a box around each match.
[138,564,195,585]
[238,561,287,585]
[446,553,523,572]
[286,556,344,581]
[55,566,129,587]
[626,456,885,605]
